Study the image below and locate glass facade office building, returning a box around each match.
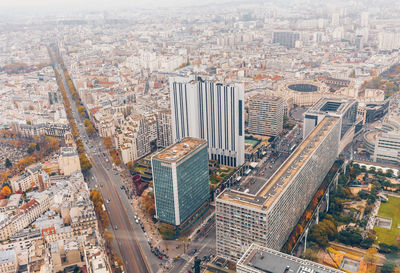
[152,138,209,226]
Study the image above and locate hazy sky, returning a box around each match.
[0,0,204,8]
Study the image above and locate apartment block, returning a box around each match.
[373,132,400,165]
[303,97,358,153]
[156,110,173,148]
[170,76,245,167]
[216,116,340,261]
[248,95,283,136]
[115,113,152,164]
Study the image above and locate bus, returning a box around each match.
[289,144,297,153]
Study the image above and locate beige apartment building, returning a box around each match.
[216,116,341,261]
[248,95,283,136]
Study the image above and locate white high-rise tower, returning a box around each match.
[169,76,245,167]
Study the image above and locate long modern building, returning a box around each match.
[237,244,344,273]
[169,76,245,167]
[151,137,209,227]
[248,95,283,137]
[303,97,358,153]
[216,116,341,261]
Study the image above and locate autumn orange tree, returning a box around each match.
[103,136,113,150]
[140,193,155,217]
[79,154,92,173]
[1,185,11,197]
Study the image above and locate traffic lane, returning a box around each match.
[91,157,141,273]
[96,158,160,272]
[55,55,152,272]
[95,157,151,273]
[95,159,146,273]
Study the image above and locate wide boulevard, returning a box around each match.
[50,47,157,273]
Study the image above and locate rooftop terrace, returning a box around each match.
[307,97,356,116]
[238,244,343,273]
[219,116,339,210]
[152,137,207,163]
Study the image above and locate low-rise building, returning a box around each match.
[58,147,81,176]
[0,249,17,273]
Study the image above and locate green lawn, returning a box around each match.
[374,196,400,246]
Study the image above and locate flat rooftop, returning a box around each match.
[307,97,356,116]
[238,244,344,273]
[153,137,207,163]
[250,94,282,102]
[219,116,339,210]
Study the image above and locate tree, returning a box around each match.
[369,167,376,174]
[127,161,134,171]
[103,229,113,247]
[159,223,176,240]
[77,106,85,117]
[360,237,374,249]
[1,185,11,197]
[385,169,394,178]
[302,249,318,262]
[103,136,113,150]
[27,142,36,154]
[83,118,91,128]
[79,154,92,173]
[381,260,396,273]
[5,158,12,169]
[86,123,95,135]
[364,248,378,265]
[35,143,40,151]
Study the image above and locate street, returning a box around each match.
[50,47,158,273]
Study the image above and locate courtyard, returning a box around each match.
[374,195,400,246]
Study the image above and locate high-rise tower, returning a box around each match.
[169,76,245,167]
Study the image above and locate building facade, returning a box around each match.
[216,116,340,261]
[273,32,300,48]
[115,113,152,164]
[152,137,209,226]
[303,97,358,153]
[170,76,244,167]
[156,110,173,148]
[248,95,283,136]
[373,132,400,165]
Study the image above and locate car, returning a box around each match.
[92,176,94,180]
[114,225,118,230]
[106,198,110,204]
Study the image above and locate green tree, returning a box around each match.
[4,158,12,169]
[385,169,394,178]
[35,143,40,151]
[27,142,36,154]
[381,260,396,273]
[159,223,176,240]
